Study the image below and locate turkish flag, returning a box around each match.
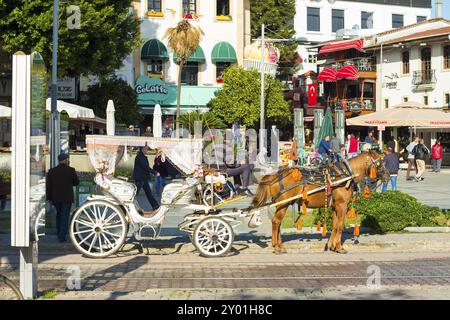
[308,83,318,106]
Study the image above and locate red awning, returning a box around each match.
[317,68,338,82]
[319,39,365,55]
[336,65,359,80]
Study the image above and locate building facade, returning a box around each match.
[295,0,432,75]
[366,18,450,163]
[126,0,251,125]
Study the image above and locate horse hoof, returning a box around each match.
[324,243,329,252]
[280,247,287,254]
[335,248,348,254]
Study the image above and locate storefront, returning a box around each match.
[135,75,220,129]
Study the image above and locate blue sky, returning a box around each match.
[432,0,450,19]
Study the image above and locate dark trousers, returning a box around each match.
[135,180,159,210]
[226,164,254,188]
[53,203,72,242]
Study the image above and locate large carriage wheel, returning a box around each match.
[69,200,127,258]
[193,217,234,257]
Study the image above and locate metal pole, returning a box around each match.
[378,42,383,150]
[259,24,265,150]
[50,0,60,168]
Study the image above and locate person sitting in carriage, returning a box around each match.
[318,135,333,164]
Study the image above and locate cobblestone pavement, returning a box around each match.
[2,250,450,299]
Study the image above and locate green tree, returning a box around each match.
[0,0,140,77]
[250,0,300,81]
[209,66,291,127]
[83,76,142,126]
[179,111,226,135]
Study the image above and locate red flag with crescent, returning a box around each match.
[308,83,318,106]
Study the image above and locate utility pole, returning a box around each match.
[379,42,384,149]
[259,24,266,150]
[50,0,59,168]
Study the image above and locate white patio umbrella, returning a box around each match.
[153,104,162,138]
[106,100,115,136]
[0,105,12,118]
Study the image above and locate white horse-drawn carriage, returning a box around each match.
[69,135,263,258]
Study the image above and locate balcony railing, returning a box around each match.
[327,98,375,112]
[412,69,437,87]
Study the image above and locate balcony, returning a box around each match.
[412,69,436,91]
[327,98,375,113]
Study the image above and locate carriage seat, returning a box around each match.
[138,209,159,218]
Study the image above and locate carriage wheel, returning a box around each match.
[33,209,46,242]
[69,200,127,258]
[193,217,234,257]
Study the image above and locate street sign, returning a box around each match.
[378,126,385,131]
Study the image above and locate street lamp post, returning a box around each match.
[379,42,384,150]
[259,24,266,150]
[50,0,60,169]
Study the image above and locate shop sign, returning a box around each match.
[278,141,294,166]
[377,126,385,131]
[135,76,175,104]
[57,77,76,99]
[384,73,399,90]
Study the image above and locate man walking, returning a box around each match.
[46,153,79,243]
[431,140,443,173]
[382,147,399,192]
[133,145,160,211]
[405,137,419,181]
[412,138,429,182]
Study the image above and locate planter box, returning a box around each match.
[0,182,11,196]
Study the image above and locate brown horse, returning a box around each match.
[252,151,390,254]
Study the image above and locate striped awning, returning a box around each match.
[317,68,338,82]
[337,65,359,80]
[211,42,237,63]
[173,46,206,63]
[141,39,169,61]
[319,39,365,55]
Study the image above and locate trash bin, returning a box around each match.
[75,181,93,207]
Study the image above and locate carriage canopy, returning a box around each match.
[85,135,203,175]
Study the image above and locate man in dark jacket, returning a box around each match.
[382,147,399,192]
[133,145,159,210]
[46,153,79,242]
[412,139,429,182]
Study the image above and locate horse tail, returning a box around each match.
[252,183,271,208]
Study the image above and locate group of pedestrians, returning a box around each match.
[405,137,442,182]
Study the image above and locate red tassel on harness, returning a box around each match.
[295,218,302,230]
[321,223,327,237]
[354,225,360,237]
[363,186,371,198]
[316,220,321,232]
[302,189,308,202]
[347,207,356,219]
[369,166,377,179]
[301,202,308,215]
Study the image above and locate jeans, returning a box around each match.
[155,176,167,196]
[432,158,442,172]
[135,180,159,210]
[382,175,398,192]
[53,203,72,242]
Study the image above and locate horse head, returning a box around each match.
[366,151,391,183]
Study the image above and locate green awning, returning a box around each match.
[211,42,237,63]
[141,39,169,61]
[173,46,206,63]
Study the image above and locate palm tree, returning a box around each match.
[164,20,204,135]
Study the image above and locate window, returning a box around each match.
[361,11,373,29]
[148,0,162,12]
[444,93,450,107]
[421,47,431,71]
[423,95,428,106]
[332,9,344,33]
[183,0,196,15]
[403,97,409,102]
[417,16,427,23]
[147,60,163,79]
[402,51,410,74]
[392,14,404,29]
[307,7,320,32]
[444,45,450,69]
[181,61,198,85]
[384,99,389,109]
[216,62,230,83]
[217,0,230,16]
[307,54,318,64]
